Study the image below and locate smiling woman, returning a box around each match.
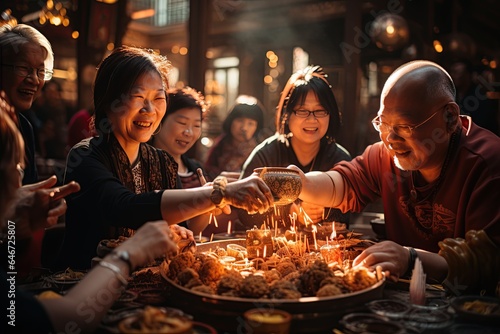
[56,46,274,270]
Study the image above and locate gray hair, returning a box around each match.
[0,24,54,75]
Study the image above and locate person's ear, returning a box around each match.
[445,103,459,132]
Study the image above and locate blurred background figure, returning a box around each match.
[30,80,69,160]
[66,105,95,149]
[448,59,499,135]
[203,95,265,236]
[204,95,265,180]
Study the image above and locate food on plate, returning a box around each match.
[36,290,62,300]
[462,299,500,315]
[118,306,192,334]
[52,268,85,281]
[165,243,382,299]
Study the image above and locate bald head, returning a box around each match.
[381,61,456,106]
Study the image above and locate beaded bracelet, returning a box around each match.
[99,260,128,286]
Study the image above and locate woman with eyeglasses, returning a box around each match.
[293,60,500,284]
[239,65,351,230]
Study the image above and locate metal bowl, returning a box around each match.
[160,239,385,333]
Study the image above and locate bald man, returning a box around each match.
[294,60,500,282]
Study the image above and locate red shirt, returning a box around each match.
[334,116,500,252]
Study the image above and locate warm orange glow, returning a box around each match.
[433,40,443,53]
[171,45,180,54]
[264,75,273,84]
[71,31,79,39]
[266,51,275,59]
[179,47,188,55]
[386,24,395,35]
[131,9,155,20]
[490,60,497,69]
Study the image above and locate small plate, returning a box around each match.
[192,321,218,334]
[451,295,500,324]
[115,290,138,304]
[340,313,405,333]
[117,306,193,333]
[366,299,411,319]
[46,269,86,290]
[136,288,167,305]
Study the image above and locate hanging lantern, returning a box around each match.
[370,13,410,52]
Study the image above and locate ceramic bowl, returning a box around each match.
[244,308,292,334]
[254,167,301,205]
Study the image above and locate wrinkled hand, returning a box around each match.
[117,221,177,270]
[291,201,324,225]
[352,240,409,282]
[170,224,196,254]
[12,176,80,234]
[218,171,242,182]
[225,175,273,214]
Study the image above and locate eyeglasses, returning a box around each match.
[2,64,53,81]
[292,109,329,118]
[371,110,441,138]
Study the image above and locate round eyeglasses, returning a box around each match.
[2,64,53,81]
[292,109,329,118]
[371,110,440,138]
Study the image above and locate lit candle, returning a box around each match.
[312,224,318,250]
[227,220,232,234]
[330,222,337,240]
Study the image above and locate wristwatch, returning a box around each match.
[110,250,133,273]
[210,176,227,208]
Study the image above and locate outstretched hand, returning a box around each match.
[11,176,80,234]
[225,175,273,214]
[352,240,409,282]
[116,221,177,270]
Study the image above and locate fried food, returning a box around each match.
[118,306,192,334]
[167,252,196,280]
[238,274,269,298]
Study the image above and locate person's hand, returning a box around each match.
[225,175,273,214]
[352,240,409,282]
[115,221,177,270]
[291,201,324,225]
[218,171,242,182]
[170,224,196,254]
[11,176,80,234]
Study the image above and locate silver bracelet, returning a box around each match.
[99,260,128,286]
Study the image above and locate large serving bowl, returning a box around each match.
[160,239,385,333]
[254,167,302,205]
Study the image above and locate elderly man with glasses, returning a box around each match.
[292,60,500,284]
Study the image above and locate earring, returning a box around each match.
[152,123,162,136]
